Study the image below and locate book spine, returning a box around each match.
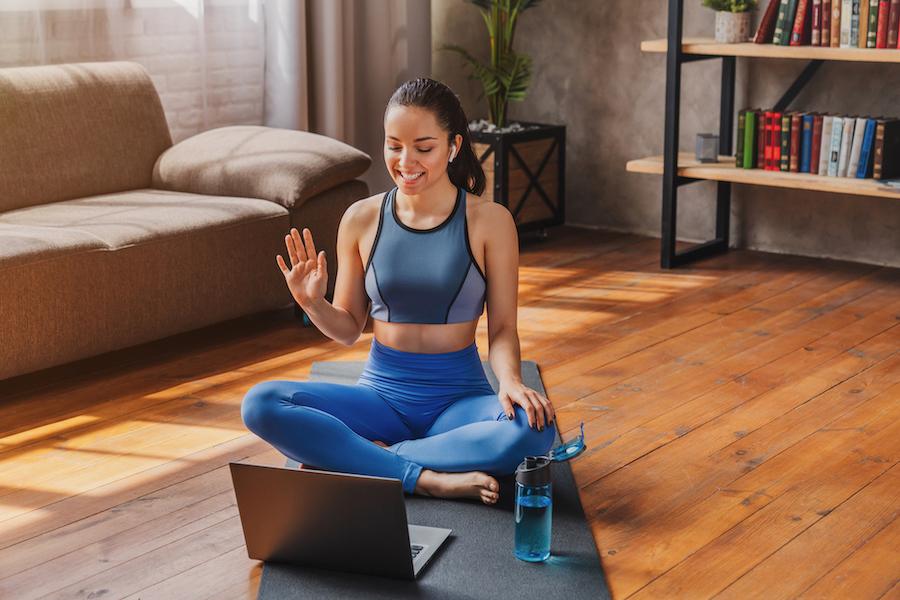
[757,112,767,168]
[792,0,812,43]
[818,116,834,174]
[877,0,891,46]
[847,116,867,176]
[889,0,900,45]
[801,114,814,172]
[859,0,870,45]
[790,113,802,172]
[828,116,844,176]
[873,121,885,179]
[773,112,784,170]
[736,110,746,167]
[811,114,825,172]
[823,0,833,39]
[756,0,784,42]
[878,121,900,178]
[744,111,758,168]
[812,0,823,43]
[856,118,876,177]
[837,117,855,177]
[832,0,843,45]
[868,0,880,46]
[841,0,853,45]
[773,0,792,43]
[781,114,792,171]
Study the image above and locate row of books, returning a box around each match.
[754,0,900,48]
[734,109,900,178]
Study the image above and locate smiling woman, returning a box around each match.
[241,77,558,505]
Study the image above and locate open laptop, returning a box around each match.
[229,461,452,580]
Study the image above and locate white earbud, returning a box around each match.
[449,143,457,163]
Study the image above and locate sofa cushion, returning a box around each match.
[152,125,371,209]
[0,62,172,213]
[0,189,289,250]
[0,224,107,270]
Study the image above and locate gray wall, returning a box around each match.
[432,0,899,267]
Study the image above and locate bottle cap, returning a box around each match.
[547,421,586,462]
[515,455,552,487]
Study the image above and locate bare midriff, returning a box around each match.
[371,319,479,354]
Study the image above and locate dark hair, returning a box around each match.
[385,78,486,196]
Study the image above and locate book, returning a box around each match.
[847,116,868,176]
[772,112,784,170]
[856,118,876,177]
[873,119,900,179]
[890,0,900,45]
[828,116,844,176]
[837,117,855,177]
[819,115,835,174]
[812,0,823,43]
[781,113,792,171]
[811,114,825,172]
[832,0,843,46]
[877,0,890,46]
[744,110,758,169]
[755,0,783,42]
[800,113,815,172]
[859,0,870,45]
[823,0,833,40]
[840,0,853,46]
[736,110,747,166]
[775,0,799,43]
[790,113,802,172]
[757,111,767,167]
[868,0,880,46]
[792,0,812,43]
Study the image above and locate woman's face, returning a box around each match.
[383,105,458,193]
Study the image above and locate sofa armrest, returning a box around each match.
[151,125,371,209]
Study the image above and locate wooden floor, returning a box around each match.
[0,226,897,600]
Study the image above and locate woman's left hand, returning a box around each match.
[497,380,555,431]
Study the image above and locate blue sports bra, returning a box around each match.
[364,186,487,324]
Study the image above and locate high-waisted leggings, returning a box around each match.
[240,337,557,494]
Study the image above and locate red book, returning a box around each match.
[791,0,811,44]
[755,0,782,43]
[811,0,823,45]
[810,114,824,174]
[770,112,783,170]
[757,111,766,168]
[764,112,774,170]
[790,113,802,172]
[877,0,890,47]
[890,0,900,46]
[822,0,832,43]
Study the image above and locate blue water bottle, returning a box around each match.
[514,455,553,562]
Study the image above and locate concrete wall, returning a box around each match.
[432,0,899,267]
[0,2,264,142]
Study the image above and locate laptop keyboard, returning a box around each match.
[411,544,424,559]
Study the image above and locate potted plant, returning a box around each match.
[702,0,757,43]
[441,0,565,237]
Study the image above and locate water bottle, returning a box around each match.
[514,455,553,562]
[512,422,587,563]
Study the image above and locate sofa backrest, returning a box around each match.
[0,61,173,212]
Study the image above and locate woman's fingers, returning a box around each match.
[303,228,317,260]
[285,234,299,266]
[291,228,308,262]
[530,393,545,430]
[533,390,555,424]
[276,254,289,274]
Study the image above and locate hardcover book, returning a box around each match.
[801,113,815,172]
[736,110,747,166]
[823,0,833,40]
[877,0,891,46]
[847,116,868,176]
[827,115,844,176]
[859,0,870,45]
[889,0,900,45]
[811,114,825,172]
[836,116,856,177]
[773,0,793,44]
[744,110,759,169]
[755,0,783,42]
[757,111,767,167]
[819,115,835,174]
[831,0,843,46]
[840,0,853,46]
[867,0,880,46]
[792,0,812,43]
[812,0,823,43]
[873,119,900,179]
[856,118,877,177]
[781,113,793,171]
[790,113,803,172]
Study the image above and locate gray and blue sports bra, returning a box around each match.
[364,186,487,324]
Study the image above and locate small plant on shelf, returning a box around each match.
[702,0,757,43]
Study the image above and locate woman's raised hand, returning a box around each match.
[276,227,328,308]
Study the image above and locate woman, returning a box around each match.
[241,78,556,505]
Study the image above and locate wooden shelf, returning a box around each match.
[641,37,900,63]
[626,153,900,200]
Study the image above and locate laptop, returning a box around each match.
[229,461,452,580]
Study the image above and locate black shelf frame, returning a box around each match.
[661,0,823,268]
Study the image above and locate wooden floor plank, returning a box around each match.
[0,226,896,599]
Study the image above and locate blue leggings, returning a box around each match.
[241,337,556,493]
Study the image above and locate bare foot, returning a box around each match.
[414,469,500,505]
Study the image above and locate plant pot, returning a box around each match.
[469,121,565,235]
[714,11,751,43]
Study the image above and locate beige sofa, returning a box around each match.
[0,61,371,381]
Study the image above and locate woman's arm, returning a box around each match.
[482,203,555,430]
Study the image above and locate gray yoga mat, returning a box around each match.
[257,360,611,600]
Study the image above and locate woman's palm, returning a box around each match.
[276,228,327,306]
